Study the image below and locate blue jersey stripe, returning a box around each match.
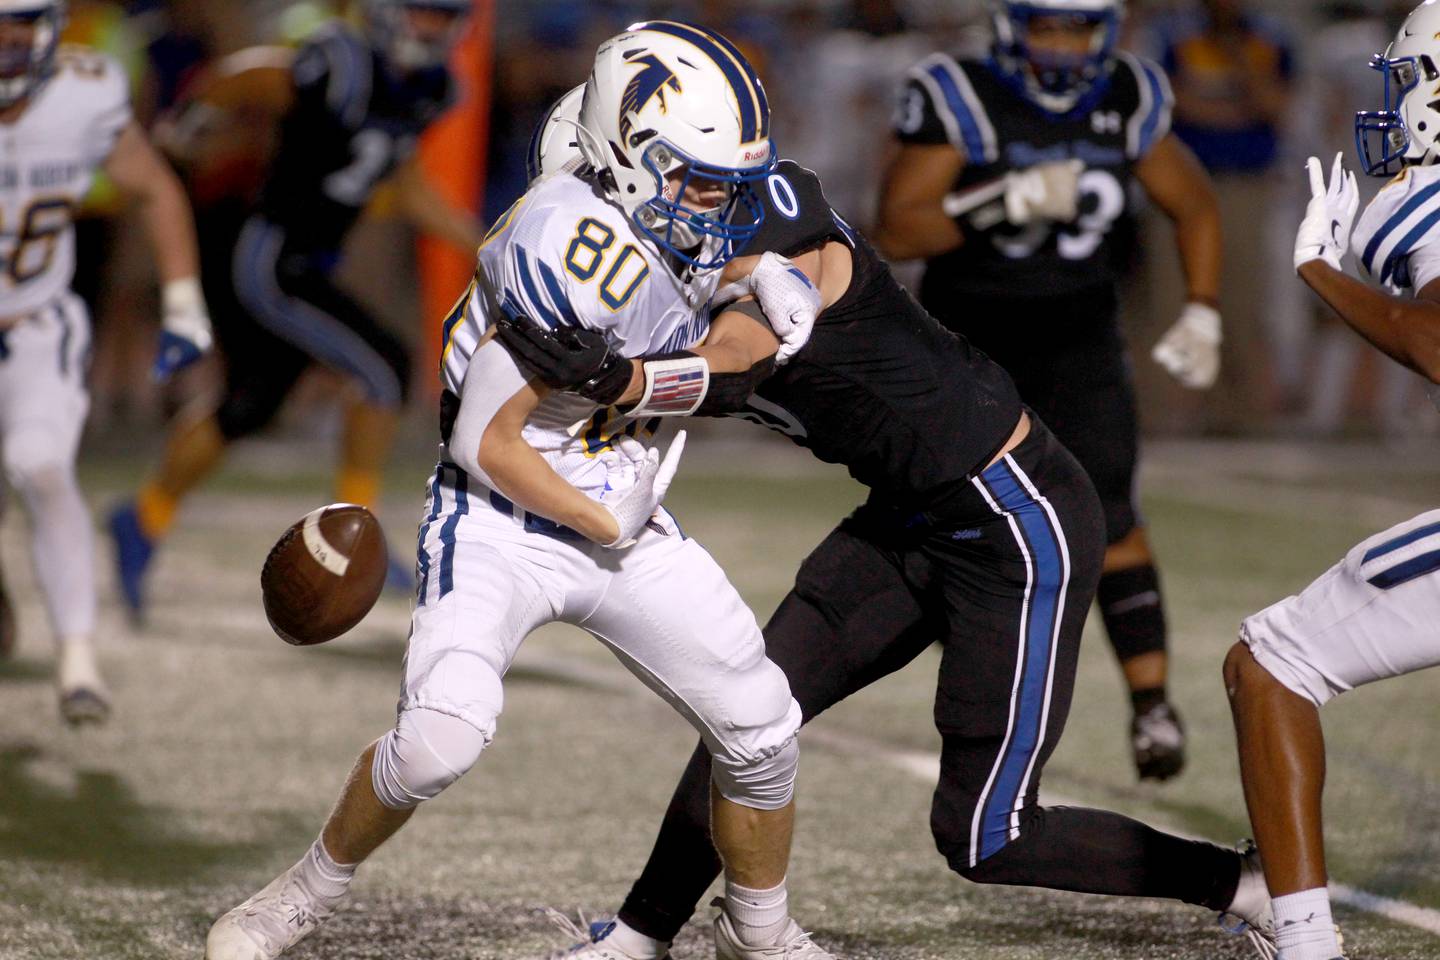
[1362,520,1440,563]
[1137,59,1166,156]
[536,257,580,326]
[514,247,562,328]
[975,459,1065,862]
[437,468,470,599]
[1362,180,1440,276]
[926,63,987,163]
[415,465,445,606]
[1381,206,1440,284]
[639,21,762,142]
[1367,548,1440,589]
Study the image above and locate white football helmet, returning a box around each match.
[0,0,64,108]
[990,0,1124,115]
[1357,0,1440,176]
[527,83,585,181]
[363,0,468,73]
[576,20,775,270]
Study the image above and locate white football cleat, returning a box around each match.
[535,910,669,960]
[206,863,341,959]
[713,904,836,960]
[1219,841,1277,958]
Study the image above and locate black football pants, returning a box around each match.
[616,417,1240,942]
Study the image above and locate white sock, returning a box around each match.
[57,636,105,694]
[725,878,789,946]
[600,918,666,959]
[297,838,356,901]
[1273,888,1342,960]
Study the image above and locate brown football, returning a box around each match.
[260,503,388,646]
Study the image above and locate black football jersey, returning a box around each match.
[894,52,1172,304]
[258,23,452,261]
[724,160,1022,505]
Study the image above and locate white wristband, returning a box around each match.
[629,356,710,418]
[162,277,205,315]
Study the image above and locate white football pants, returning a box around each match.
[0,291,95,642]
[1242,508,1440,706]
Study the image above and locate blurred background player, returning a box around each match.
[1225,4,1440,958]
[0,0,212,722]
[106,0,483,620]
[875,0,1223,781]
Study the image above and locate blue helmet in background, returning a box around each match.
[990,0,1123,115]
[363,0,469,73]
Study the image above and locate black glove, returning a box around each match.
[493,313,633,405]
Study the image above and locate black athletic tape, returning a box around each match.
[695,357,775,416]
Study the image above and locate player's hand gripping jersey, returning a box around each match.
[895,50,1172,301]
[258,22,451,263]
[0,46,130,316]
[440,171,717,501]
[1352,163,1440,295]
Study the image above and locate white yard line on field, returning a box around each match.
[510,652,1440,941]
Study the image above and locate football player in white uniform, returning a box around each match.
[1225,3,1440,959]
[205,23,834,960]
[0,0,211,723]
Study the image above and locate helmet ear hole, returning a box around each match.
[1424,55,1440,81]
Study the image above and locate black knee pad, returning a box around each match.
[1097,564,1167,661]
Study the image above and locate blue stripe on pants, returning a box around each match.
[415,466,445,606]
[437,468,470,599]
[975,457,1066,861]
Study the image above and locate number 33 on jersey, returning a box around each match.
[893,49,1172,300]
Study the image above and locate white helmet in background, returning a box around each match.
[0,0,65,108]
[989,0,1124,115]
[1357,0,1440,175]
[527,83,585,181]
[576,20,775,271]
[363,0,469,73]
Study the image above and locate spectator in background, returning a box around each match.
[1146,0,1294,430]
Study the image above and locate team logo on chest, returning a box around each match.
[620,52,682,143]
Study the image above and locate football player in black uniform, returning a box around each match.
[498,95,1270,960]
[875,0,1223,781]
[106,0,484,618]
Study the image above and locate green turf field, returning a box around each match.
[2,428,1438,959]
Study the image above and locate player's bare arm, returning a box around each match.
[392,156,485,253]
[874,143,965,260]
[103,121,200,284]
[1134,134,1221,307]
[1298,265,1440,383]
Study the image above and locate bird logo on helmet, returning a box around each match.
[0,0,65,109]
[989,0,1124,116]
[575,20,775,272]
[362,0,469,74]
[1356,0,1440,176]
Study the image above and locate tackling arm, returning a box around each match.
[1298,263,1440,384]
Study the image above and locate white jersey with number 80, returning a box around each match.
[0,46,131,317]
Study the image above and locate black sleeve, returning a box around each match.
[893,74,952,147]
[738,159,852,259]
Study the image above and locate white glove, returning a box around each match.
[1294,152,1359,274]
[1152,302,1222,390]
[1004,159,1083,225]
[598,431,686,549]
[747,251,821,365]
[154,277,214,381]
